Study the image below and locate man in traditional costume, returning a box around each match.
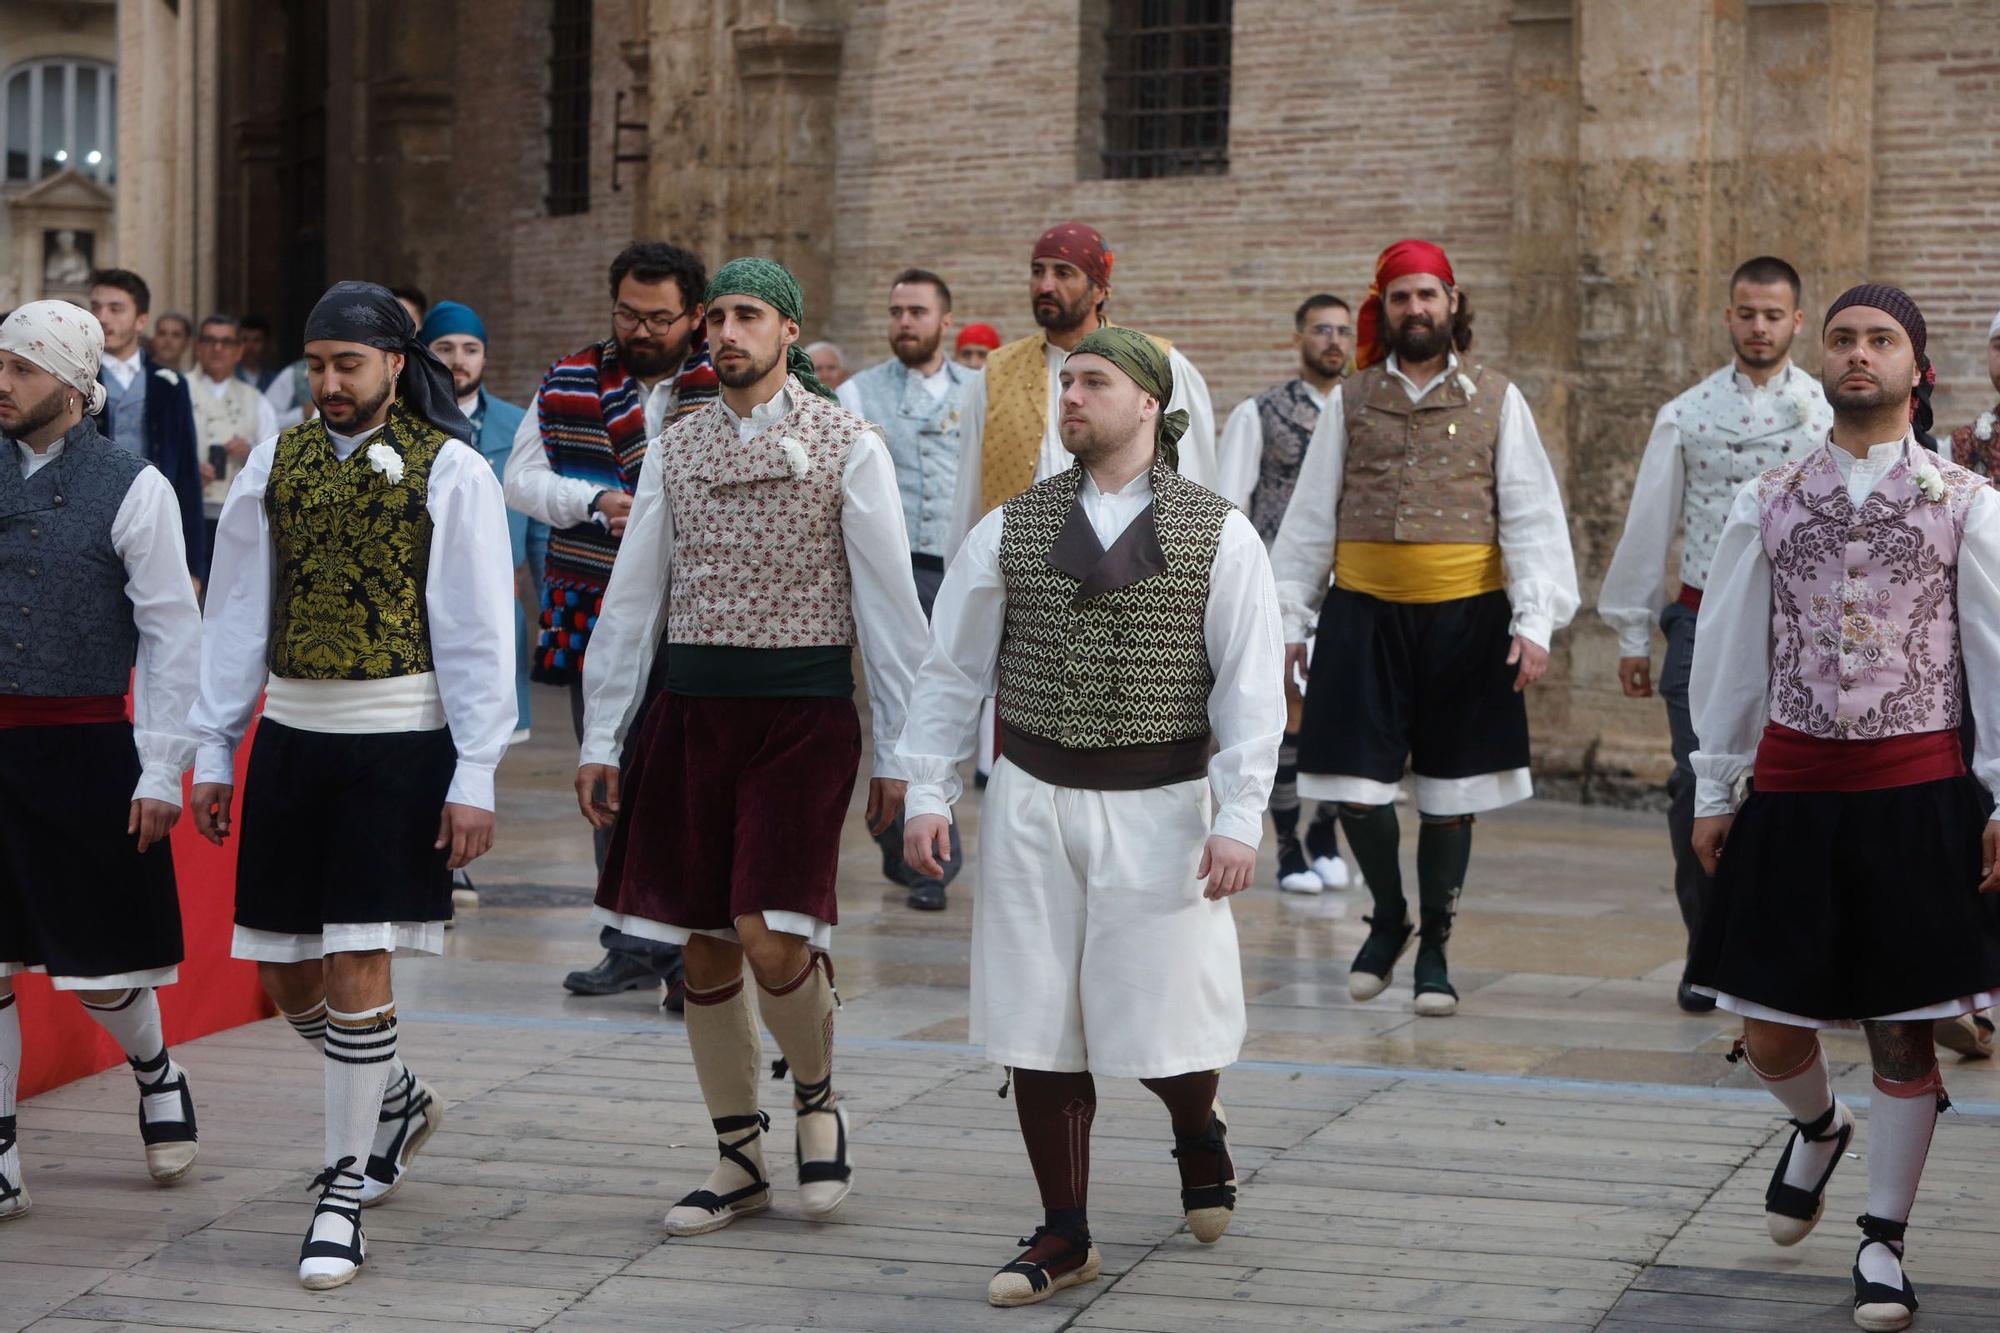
[578,258,928,1237]
[901,327,1282,1307]
[188,281,515,1290]
[836,267,977,909]
[1270,239,1578,1016]
[1218,292,1357,894]
[955,322,1001,371]
[1598,256,1831,1011]
[504,242,714,999]
[0,302,204,1221]
[1686,284,2000,1333]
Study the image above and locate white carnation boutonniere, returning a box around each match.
[153,367,179,387]
[1913,461,1946,504]
[1454,372,1478,398]
[778,436,811,480]
[365,439,406,485]
[1786,382,1821,424]
[1976,411,1996,443]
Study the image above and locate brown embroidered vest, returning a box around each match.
[663,381,860,648]
[1337,362,1509,544]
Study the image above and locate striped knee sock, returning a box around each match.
[323,1004,398,1203]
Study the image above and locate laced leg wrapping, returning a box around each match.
[675,1111,772,1212]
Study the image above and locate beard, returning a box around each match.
[1302,347,1348,380]
[452,371,484,400]
[316,380,394,433]
[616,324,693,380]
[1386,313,1452,363]
[893,329,942,368]
[1033,288,1095,335]
[1824,367,1904,413]
[0,381,68,440]
[716,343,784,390]
[1059,405,1146,464]
[1732,329,1792,370]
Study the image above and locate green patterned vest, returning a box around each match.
[266,404,445,680]
[996,464,1230,763]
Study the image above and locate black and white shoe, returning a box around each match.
[358,1068,444,1207]
[794,1073,853,1218]
[0,1114,27,1220]
[1852,1214,1918,1332]
[298,1158,367,1290]
[1276,834,1323,895]
[129,1050,198,1183]
[1765,1099,1853,1245]
[664,1111,773,1236]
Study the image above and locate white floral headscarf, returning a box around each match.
[0,299,108,416]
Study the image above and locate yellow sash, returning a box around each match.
[1334,540,1504,604]
[978,326,1172,514]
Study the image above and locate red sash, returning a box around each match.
[0,694,128,729]
[1676,584,1703,612]
[1753,722,1963,793]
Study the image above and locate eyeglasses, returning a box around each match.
[1306,324,1351,339]
[612,306,687,335]
[196,336,240,347]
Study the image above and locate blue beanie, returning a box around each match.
[418,299,487,346]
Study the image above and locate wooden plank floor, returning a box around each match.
[8,1005,1999,1331]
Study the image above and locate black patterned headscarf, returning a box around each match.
[302,280,473,443]
[1824,283,1935,447]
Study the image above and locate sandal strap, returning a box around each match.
[135,1070,198,1147]
[795,1100,850,1185]
[1792,1102,1842,1141]
[1857,1213,1908,1247]
[998,1224,1091,1291]
[1764,1111,1852,1219]
[794,1073,836,1115]
[711,1111,771,1187]
[298,1197,364,1263]
[364,1081,430,1183]
[1180,1180,1237,1211]
[674,1180,769,1213]
[0,1114,19,1206]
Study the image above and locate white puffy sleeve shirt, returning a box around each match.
[1691,440,2000,816]
[898,472,1285,848]
[577,388,932,780]
[1268,360,1580,649]
[188,429,519,810]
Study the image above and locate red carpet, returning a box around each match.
[17,723,270,1097]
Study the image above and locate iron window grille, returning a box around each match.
[1099,0,1232,180]
[546,0,592,216]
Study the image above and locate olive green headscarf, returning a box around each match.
[703,257,839,402]
[1068,326,1188,468]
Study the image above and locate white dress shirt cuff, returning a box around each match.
[1692,755,1750,817]
[579,735,622,771]
[134,764,185,808]
[1508,609,1552,652]
[898,757,962,820]
[904,783,955,823]
[1602,611,1655,659]
[446,762,496,812]
[1277,584,1321,643]
[1209,804,1264,850]
[195,744,237,789]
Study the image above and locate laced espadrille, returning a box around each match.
[987,1225,1100,1307]
[664,1110,772,1236]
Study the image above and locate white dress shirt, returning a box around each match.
[504,372,685,531]
[944,340,1217,556]
[1598,361,1831,657]
[102,348,144,391]
[1215,378,1332,511]
[1268,352,1580,649]
[14,439,200,806]
[898,468,1286,848]
[189,424,518,809]
[578,384,932,779]
[1691,437,2000,817]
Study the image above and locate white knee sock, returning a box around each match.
[1747,1040,1844,1191]
[323,1003,398,1203]
[282,1000,328,1051]
[0,992,19,1187]
[1860,1066,1943,1288]
[79,989,185,1131]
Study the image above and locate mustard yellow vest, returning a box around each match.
[978,327,1173,513]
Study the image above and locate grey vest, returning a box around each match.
[103,363,149,458]
[844,358,973,557]
[0,418,147,695]
[996,465,1228,757]
[1246,378,1322,546]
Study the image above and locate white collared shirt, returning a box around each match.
[576,380,932,780]
[1216,376,1335,511]
[103,347,144,391]
[504,369,685,530]
[898,467,1286,847]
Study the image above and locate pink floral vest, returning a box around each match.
[1757,442,1983,738]
[663,382,860,648]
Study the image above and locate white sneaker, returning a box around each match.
[1312,856,1353,889]
[1279,869,1324,895]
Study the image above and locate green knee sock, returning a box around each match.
[1416,814,1474,944]
[1338,802,1405,924]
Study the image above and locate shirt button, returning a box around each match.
[51,494,63,506]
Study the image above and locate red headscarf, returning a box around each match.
[1355,239,1456,370]
[1033,221,1114,289]
[955,322,1002,352]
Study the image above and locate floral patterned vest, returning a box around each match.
[266,406,443,680]
[662,380,859,648]
[1758,442,1983,739]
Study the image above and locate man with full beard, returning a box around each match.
[898,327,1282,1306]
[577,258,929,1238]
[837,268,977,909]
[504,243,716,1001]
[944,221,1217,555]
[1270,240,1578,1017]
[1598,256,1830,1011]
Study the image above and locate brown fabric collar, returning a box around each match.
[1047,478,1167,598]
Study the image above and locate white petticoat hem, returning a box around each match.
[231,921,445,962]
[0,962,179,990]
[1697,987,2000,1030]
[591,907,833,952]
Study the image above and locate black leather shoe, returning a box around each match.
[907,880,947,912]
[656,950,687,1014]
[563,951,660,996]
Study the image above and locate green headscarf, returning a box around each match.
[1068,326,1189,468]
[703,256,838,402]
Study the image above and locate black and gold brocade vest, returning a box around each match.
[994,464,1230,789]
[266,405,444,680]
